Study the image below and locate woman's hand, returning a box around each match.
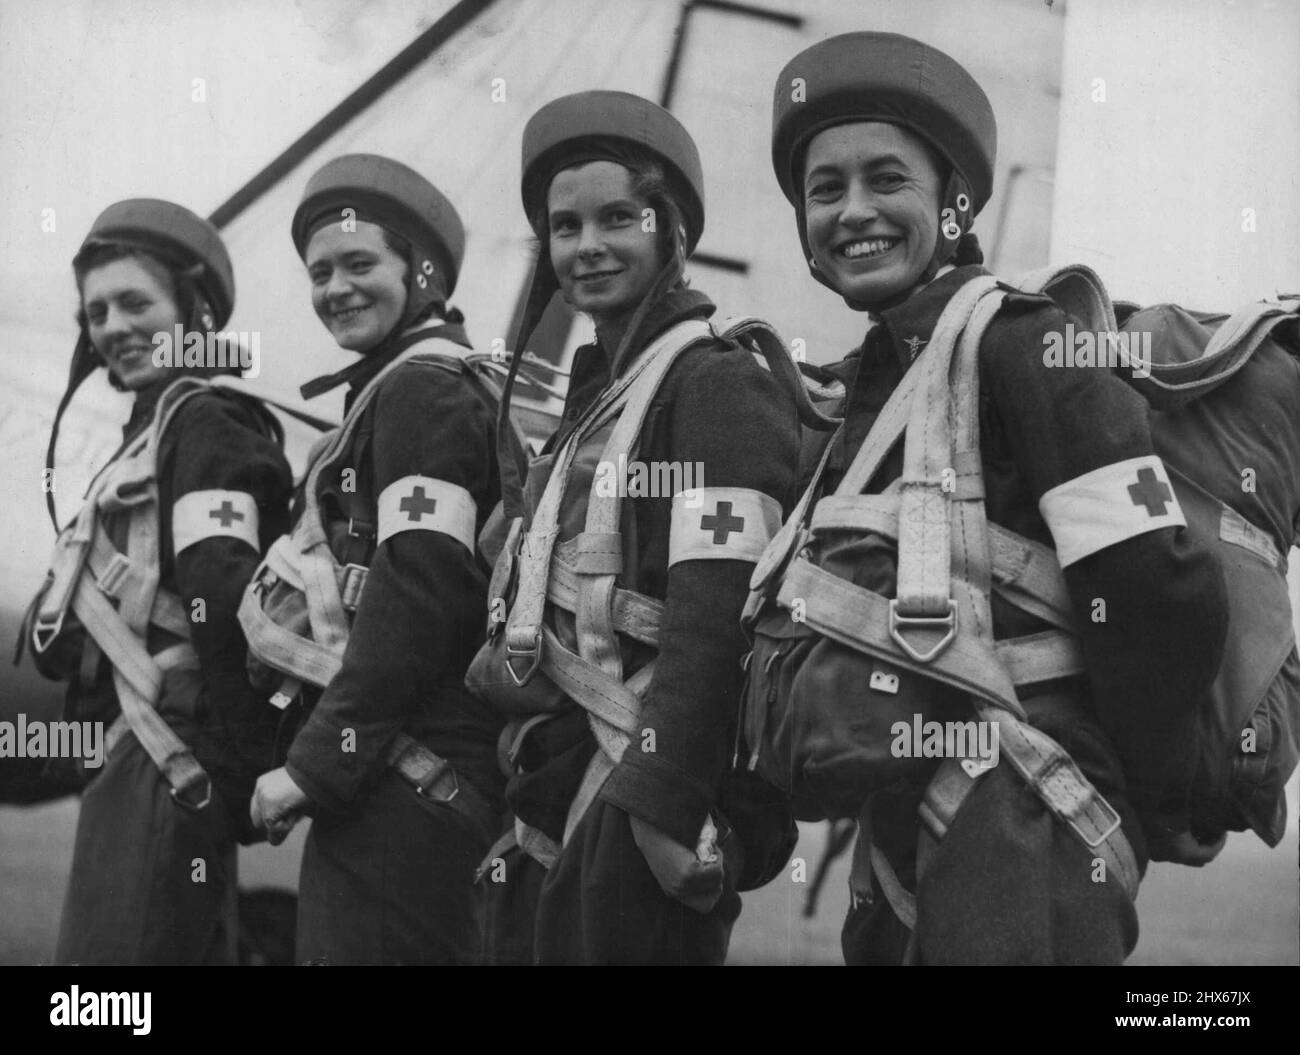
[250,767,310,846]
[628,814,725,914]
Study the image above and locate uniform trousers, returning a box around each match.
[843,692,1146,965]
[55,733,238,965]
[296,769,488,965]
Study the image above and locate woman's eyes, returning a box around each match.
[807,180,842,202]
[807,172,907,202]
[86,297,148,324]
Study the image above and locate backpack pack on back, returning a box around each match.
[1021,265,1300,851]
[739,265,1300,870]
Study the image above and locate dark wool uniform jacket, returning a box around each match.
[807,265,1229,835]
[284,333,505,817]
[36,378,294,837]
[506,288,800,851]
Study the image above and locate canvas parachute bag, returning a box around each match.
[30,379,232,807]
[1017,264,1300,852]
[237,339,506,822]
[741,275,1143,929]
[466,312,834,874]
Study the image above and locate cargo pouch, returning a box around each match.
[741,276,1142,922]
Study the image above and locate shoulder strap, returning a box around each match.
[1014,263,1117,333]
[716,317,842,432]
[501,318,713,686]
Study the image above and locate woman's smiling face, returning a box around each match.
[305,220,409,353]
[546,160,663,329]
[80,256,183,391]
[803,121,945,307]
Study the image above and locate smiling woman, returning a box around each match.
[23,199,293,965]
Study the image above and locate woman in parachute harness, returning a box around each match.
[242,155,507,965]
[742,33,1229,964]
[466,90,814,965]
[23,199,294,964]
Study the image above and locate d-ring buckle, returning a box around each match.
[888,599,957,663]
[505,631,543,687]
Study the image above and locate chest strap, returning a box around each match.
[748,277,1138,908]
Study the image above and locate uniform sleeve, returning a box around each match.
[285,363,495,813]
[600,347,800,846]
[981,300,1229,826]
[161,393,294,804]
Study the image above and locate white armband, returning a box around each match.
[377,475,476,552]
[669,487,781,567]
[172,489,259,555]
[1038,455,1186,568]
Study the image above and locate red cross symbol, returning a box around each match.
[700,501,745,544]
[399,486,438,522]
[1127,467,1173,517]
[209,500,245,528]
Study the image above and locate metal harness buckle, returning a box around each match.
[415,765,460,803]
[170,771,212,811]
[31,612,66,654]
[1030,752,1123,849]
[96,552,133,599]
[505,631,543,687]
[888,598,958,663]
[339,563,368,612]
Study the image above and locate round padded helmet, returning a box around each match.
[76,198,235,328]
[771,31,997,214]
[291,153,465,295]
[521,90,706,252]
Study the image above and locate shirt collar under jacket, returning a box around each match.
[557,286,716,440]
[338,319,473,414]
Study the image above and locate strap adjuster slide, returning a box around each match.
[888,598,958,663]
[339,563,367,612]
[1028,752,1122,849]
[96,552,132,599]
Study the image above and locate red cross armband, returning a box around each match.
[1038,455,1186,568]
[668,486,781,568]
[377,475,476,552]
[172,489,260,555]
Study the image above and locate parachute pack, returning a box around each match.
[740,265,1300,871]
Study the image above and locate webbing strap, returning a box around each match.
[1016,263,1118,334]
[503,320,713,679]
[778,557,1026,716]
[241,343,464,688]
[808,494,1075,631]
[918,704,1140,902]
[547,551,663,647]
[72,574,209,806]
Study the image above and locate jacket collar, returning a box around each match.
[562,287,715,427]
[868,264,990,370]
